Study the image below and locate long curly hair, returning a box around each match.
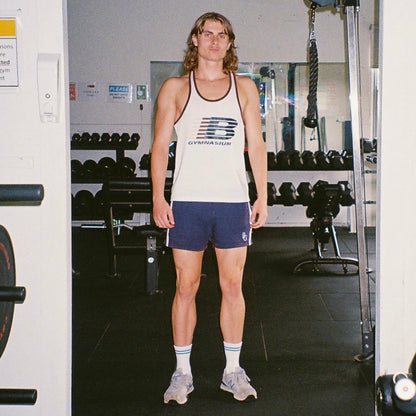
[183,12,238,74]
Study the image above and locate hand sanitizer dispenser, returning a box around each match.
[37,53,60,123]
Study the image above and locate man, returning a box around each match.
[151,12,268,405]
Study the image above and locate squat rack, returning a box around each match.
[305,0,374,359]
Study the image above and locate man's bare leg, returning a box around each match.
[171,248,204,346]
[164,248,204,405]
[216,246,247,344]
[216,246,257,401]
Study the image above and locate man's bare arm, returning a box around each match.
[151,79,179,228]
[238,76,268,229]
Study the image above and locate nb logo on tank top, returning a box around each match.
[196,117,238,141]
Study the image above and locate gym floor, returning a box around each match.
[72,226,375,416]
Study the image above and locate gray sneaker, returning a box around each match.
[220,367,257,401]
[163,369,194,405]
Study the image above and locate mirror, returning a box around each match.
[150,61,350,155]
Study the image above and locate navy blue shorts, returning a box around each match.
[166,201,252,251]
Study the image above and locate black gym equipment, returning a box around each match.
[70,132,140,150]
[288,150,304,170]
[248,182,277,206]
[130,133,140,147]
[278,182,297,206]
[275,150,291,170]
[376,353,416,415]
[0,225,21,360]
[110,132,121,144]
[83,159,98,179]
[97,157,117,179]
[304,2,319,130]
[100,132,111,144]
[315,150,331,170]
[71,159,85,181]
[90,132,100,144]
[81,132,91,144]
[301,150,318,170]
[293,181,358,274]
[102,178,172,294]
[0,184,41,406]
[73,190,95,218]
[116,157,136,178]
[248,180,354,209]
[327,150,345,170]
[297,182,313,206]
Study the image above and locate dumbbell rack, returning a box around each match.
[71,133,139,224]
[71,140,138,166]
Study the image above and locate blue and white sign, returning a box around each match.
[106,83,133,103]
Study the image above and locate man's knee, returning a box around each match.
[176,276,200,300]
[220,277,243,299]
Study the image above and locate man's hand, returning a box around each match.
[250,199,268,229]
[153,198,175,229]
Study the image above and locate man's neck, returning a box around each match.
[194,61,227,82]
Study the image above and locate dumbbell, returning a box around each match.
[337,181,354,206]
[94,190,105,218]
[73,190,95,217]
[116,157,136,178]
[297,182,313,206]
[83,159,98,180]
[327,150,345,170]
[275,150,290,170]
[81,132,91,144]
[130,133,140,146]
[288,150,303,170]
[120,133,130,145]
[139,154,151,170]
[71,160,85,181]
[71,133,82,143]
[341,149,353,170]
[301,150,317,170]
[110,133,121,144]
[314,151,331,170]
[90,132,100,144]
[278,182,297,206]
[267,152,278,170]
[248,182,277,206]
[244,151,251,171]
[100,132,111,145]
[97,157,116,179]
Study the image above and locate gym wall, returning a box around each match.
[67,0,377,226]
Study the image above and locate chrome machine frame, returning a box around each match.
[307,0,374,359]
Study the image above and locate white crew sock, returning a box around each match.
[224,341,243,374]
[174,344,192,375]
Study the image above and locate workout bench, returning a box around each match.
[102,178,171,294]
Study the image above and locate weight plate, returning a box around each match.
[0,225,16,359]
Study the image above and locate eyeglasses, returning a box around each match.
[201,31,228,41]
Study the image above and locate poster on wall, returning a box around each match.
[76,82,102,102]
[106,83,133,103]
[0,18,18,88]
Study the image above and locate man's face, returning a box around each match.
[192,19,231,64]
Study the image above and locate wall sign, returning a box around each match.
[0,18,18,87]
[106,83,132,103]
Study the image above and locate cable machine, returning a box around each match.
[304,0,374,360]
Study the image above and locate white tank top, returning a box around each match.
[171,71,249,202]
